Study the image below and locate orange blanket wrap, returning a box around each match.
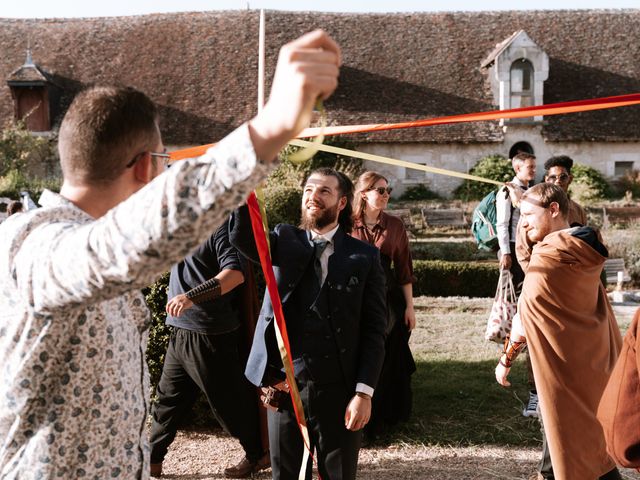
[519,229,622,480]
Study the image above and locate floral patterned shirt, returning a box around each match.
[0,125,272,479]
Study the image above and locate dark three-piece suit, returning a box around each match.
[230,207,387,480]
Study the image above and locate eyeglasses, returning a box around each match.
[368,186,393,195]
[546,173,570,182]
[126,151,171,169]
[151,152,171,168]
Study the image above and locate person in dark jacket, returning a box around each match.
[230,168,387,480]
[149,220,268,479]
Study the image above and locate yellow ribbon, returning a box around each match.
[288,139,504,186]
[287,100,327,164]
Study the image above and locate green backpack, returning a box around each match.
[471,187,510,251]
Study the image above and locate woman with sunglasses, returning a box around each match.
[351,171,417,440]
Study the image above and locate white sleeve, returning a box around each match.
[495,188,512,254]
[511,311,526,339]
[16,124,275,313]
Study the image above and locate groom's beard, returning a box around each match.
[300,201,340,231]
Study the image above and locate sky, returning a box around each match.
[0,0,637,18]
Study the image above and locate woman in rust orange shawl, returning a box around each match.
[496,183,622,480]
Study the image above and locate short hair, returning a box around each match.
[352,171,388,220]
[544,155,574,174]
[306,167,354,233]
[512,152,536,167]
[7,200,23,216]
[522,183,569,218]
[58,85,159,186]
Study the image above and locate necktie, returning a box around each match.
[313,238,328,286]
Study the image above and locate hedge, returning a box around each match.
[413,260,499,298]
[410,241,494,262]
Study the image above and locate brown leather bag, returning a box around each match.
[597,309,640,470]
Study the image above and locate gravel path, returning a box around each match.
[158,428,640,480]
[157,301,640,479]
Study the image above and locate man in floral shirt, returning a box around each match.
[0,30,340,479]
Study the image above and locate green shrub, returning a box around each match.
[0,120,56,175]
[411,241,494,262]
[143,273,171,392]
[0,121,60,201]
[0,168,61,200]
[399,184,440,201]
[453,155,512,201]
[271,136,363,189]
[413,260,499,297]
[569,164,612,204]
[263,186,302,227]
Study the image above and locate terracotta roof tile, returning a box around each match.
[0,10,638,143]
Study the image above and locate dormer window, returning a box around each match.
[481,31,549,124]
[510,59,534,108]
[7,51,58,133]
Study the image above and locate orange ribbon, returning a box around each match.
[246,192,315,479]
[169,92,640,161]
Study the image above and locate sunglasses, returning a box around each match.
[368,186,393,195]
[126,151,171,169]
[546,173,570,182]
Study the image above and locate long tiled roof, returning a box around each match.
[0,9,638,144]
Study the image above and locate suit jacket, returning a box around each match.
[229,206,387,392]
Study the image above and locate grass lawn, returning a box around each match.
[379,295,637,450]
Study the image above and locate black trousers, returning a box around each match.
[365,319,415,437]
[268,372,361,480]
[507,241,525,295]
[149,327,263,464]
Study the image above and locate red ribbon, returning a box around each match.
[246,192,314,475]
[169,92,640,161]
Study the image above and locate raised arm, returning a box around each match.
[13,30,340,314]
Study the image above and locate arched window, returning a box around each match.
[510,59,534,108]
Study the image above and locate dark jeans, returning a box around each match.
[507,241,525,296]
[268,370,361,480]
[149,327,263,464]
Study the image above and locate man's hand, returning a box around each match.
[249,30,341,161]
[500,253,512,270]
[495,358,512,387]
[344,393,371,431]
[166,294,194,317]
[404,305,416,331]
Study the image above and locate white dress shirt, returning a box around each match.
[496,176,528,254]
